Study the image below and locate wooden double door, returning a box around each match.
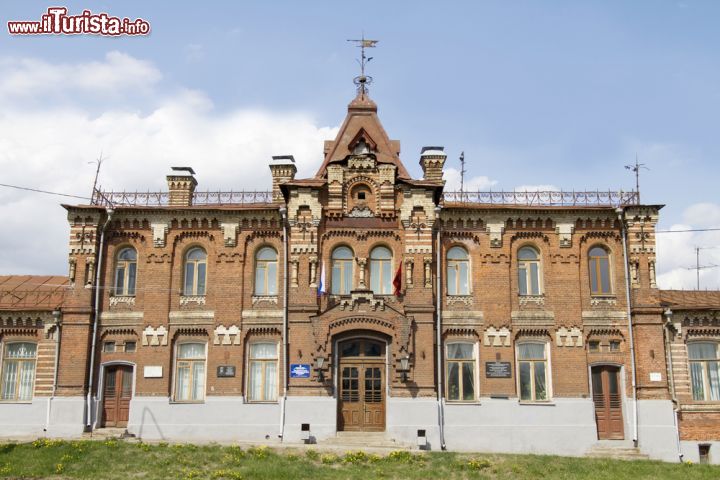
[337,339,386,432]
[592,366,624,440]
[102,365,132,427]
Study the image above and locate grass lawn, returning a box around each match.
[0,439,718,479]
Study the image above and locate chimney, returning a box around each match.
[419,146,447,183]
[269,155,297,202]
[166,166,197,207]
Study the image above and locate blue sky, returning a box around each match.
[1,1,719,287]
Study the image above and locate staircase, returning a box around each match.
[586,442,650,461]
[82,427,136,441]
[321,432,410,450]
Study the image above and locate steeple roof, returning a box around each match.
[315,91,411,179]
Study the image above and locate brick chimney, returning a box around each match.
[166,167,197,207]
[269,155,297,202]
[419,146,446,183]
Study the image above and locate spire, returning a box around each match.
[347,35,378,99]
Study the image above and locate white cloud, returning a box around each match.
[656,203,720,290]
[0,51,162,101]
[0,52,338,275]
[443,167,497,191]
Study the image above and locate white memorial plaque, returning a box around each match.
[649,372,662,382]
[144,366,163,378]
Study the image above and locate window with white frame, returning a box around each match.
[331,246,354,294]
[174,343,206,402]
[446,342,476,401]
[247,342,278,402]
[688,342,720,401]
[254,247,278,296]
[114,247,137,296]
[369,246,393,294]
[589,246,612,295]
[1,342,37,401]
[517,342,550,401]
[447,247,470,296]
[518,246,541,296]
[184,248,207,296]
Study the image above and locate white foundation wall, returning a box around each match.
[0,396,85,438]
[126,396,281,442]
[680,441,720,465]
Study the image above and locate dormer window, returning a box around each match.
[353,138,371,155]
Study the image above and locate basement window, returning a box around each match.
[699,444,710,464]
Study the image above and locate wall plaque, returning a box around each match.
[290,364,311,378]
[217,365,236,378]
[485,361,512,378]
[143,366,163,378]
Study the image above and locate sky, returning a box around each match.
[0,1,719,289]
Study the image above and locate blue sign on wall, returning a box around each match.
[290,364,311,378]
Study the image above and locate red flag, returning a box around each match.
[392,263,402,296]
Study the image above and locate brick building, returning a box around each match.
[0,86,718,463]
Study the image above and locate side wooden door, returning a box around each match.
[103,366,133,427]
[592,366,624,440]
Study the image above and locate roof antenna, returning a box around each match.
[347,34,378,97]
[459,151,466,195]
[89,151,105,205]
[625,153,648,204]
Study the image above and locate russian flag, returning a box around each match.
[317,262,326,297]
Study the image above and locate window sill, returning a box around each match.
[519,294,545,306]
[0,400,33,404]
[446,295,473,307]
[445,400,481,405]
[245,400,279,404]
[590,295,616,306]
[169,400,205,405]
[518,400,555,406]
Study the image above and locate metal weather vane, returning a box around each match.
[347,34,378,96]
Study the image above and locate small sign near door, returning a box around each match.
[143,366,162,378]
[290,364,311,378]
[485,361,512,378]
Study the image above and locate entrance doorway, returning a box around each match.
[102,365,133,427]
[337,338,386,432]
[591,365,624,440]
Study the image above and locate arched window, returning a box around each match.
[589,246,612,295]
[517,342,550,402]
[1,342,37,401]
[331,246,354,294]
[255,247,278,295]
[518,246,541,296]
[114,247,137,296]
[248,342,278,402]
[688,342,720,401]
[174,343,206,402]
[184,248,207,296]
[369,246,392,294]
[447,247,470,295]
[446,342,476,401]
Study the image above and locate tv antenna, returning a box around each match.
[625,154,648,203]
[459,151,466,194]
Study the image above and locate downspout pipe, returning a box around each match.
[85,208,113,430]
[434,205,446,450]
[663,308,684,462]
[44,309,62,432]
[278,206,288,441]
[617,207,639,447]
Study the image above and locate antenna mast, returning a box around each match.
[459,151,466,194]
[625,154,648,204]
[89,152,104,204]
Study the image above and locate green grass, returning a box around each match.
[0,439,717,479]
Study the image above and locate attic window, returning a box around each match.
[353,138,371,155]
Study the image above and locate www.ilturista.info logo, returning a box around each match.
[8,7,150,36]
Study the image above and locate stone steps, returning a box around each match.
[321,432,410,450]
[82,428,137,442]
[586,445,650,461]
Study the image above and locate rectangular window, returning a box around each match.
[184,263,195,295]
[124,341,137,353]
[248,343,278,402]
[115,265,125,296]
[589,341,600,352]
[446,343,476,401]
[609,340,621,352]
[1,343,37,401]
[518,343,549,401]
[103,342,116,353]
[688,343,720,401]
[174,343,206,402]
